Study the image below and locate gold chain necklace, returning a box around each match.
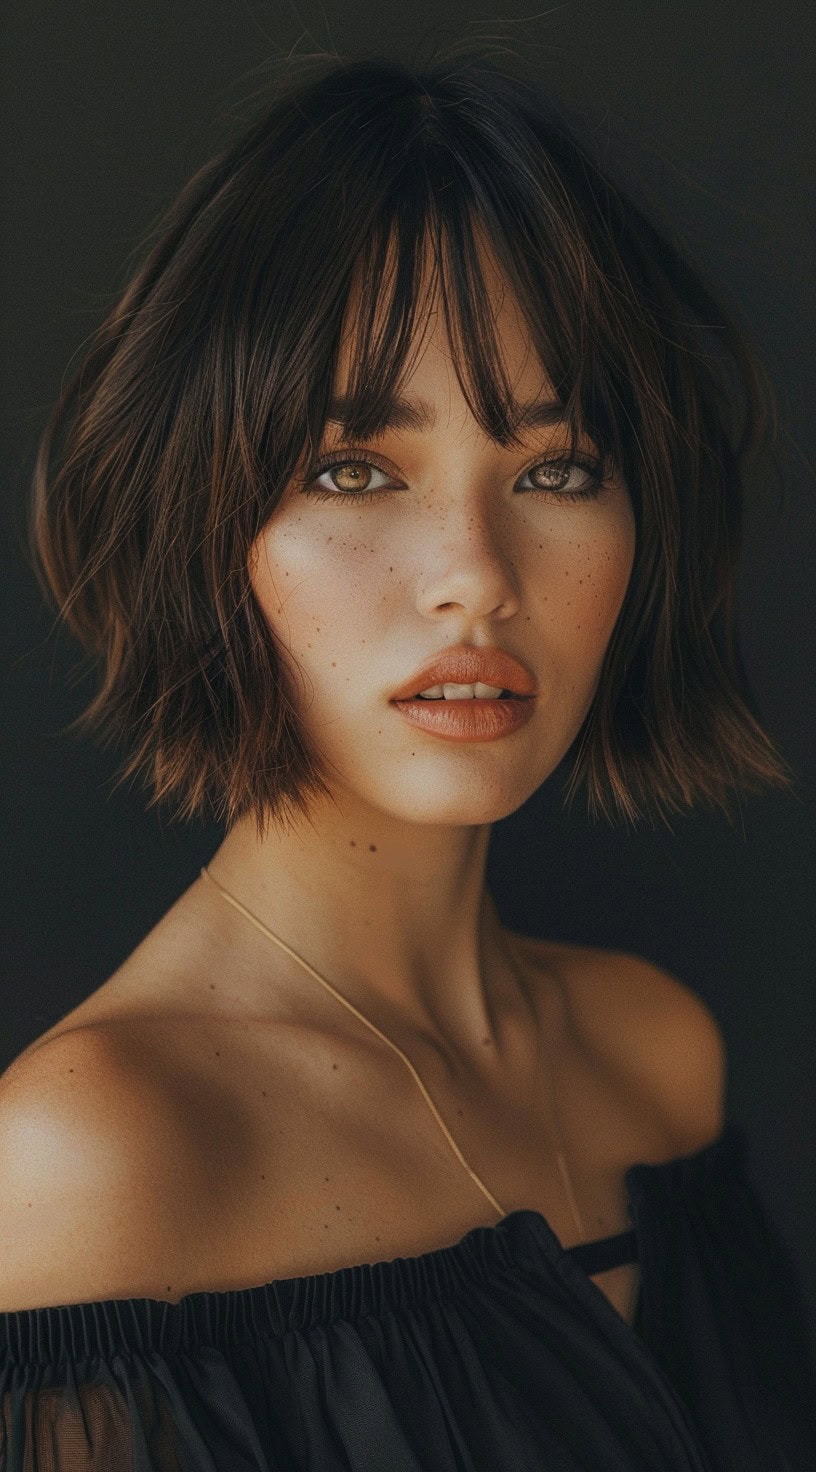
[200,863,587,1241]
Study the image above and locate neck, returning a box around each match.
[201,797,525,1061]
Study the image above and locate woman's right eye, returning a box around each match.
[300,453,397,502]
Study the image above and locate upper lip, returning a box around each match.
[389,644,538,700]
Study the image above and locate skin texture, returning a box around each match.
[203,229,637,1073]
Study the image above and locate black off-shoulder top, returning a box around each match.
[1,1122,815,1470]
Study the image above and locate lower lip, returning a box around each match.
[390,696,536,742]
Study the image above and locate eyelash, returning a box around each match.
[299,450,606,505]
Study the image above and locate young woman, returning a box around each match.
[1,46,814,1471]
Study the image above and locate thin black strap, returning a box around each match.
[565,1227,638,1274]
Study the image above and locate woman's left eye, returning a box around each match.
[300,452,605,504]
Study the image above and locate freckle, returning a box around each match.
[369,843,377,851]
[457,1107,463,1115]
[375,1235,381,1242]
[325,1176,330,1182]
[69,1068,74,1073]
[215,1050,220,1056]
[209,983,215,989]
[167,1285,171,1293]
[27,1201,31,1207]
[332,662,336,667]
[262,1090,267,1097]
[336,1203,341,1211]
[332,1062,338,1069]
[350,839,356,846]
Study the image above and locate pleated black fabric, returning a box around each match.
[1,1122,814,1470]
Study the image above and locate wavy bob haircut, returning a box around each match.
[28,45,796,839]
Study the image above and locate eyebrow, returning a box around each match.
[325,393,570,436]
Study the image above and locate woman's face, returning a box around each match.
[248,247,636,830]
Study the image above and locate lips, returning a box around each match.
[389,644,537,702]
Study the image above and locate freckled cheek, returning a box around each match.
[549,529,635,655]
[592,539,634,620]
[250,535,384,663]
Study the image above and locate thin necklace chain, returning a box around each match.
[199,863,587,1241]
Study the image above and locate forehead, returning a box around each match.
[329,226,564,439]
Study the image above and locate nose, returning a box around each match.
[412,491,522,622]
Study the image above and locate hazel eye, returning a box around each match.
[313,460,392,495]
[522,459,599,495]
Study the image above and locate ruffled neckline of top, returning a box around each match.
[0,1122,744,1366]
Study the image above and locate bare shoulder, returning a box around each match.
[521,935,727,1156]
[0,1024,221,1312]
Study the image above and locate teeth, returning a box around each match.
[416,682,505,700]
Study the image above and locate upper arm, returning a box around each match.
[0,1028,204,1312]
[562,947,728,1155]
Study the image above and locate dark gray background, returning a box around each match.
[2,1,814,1344]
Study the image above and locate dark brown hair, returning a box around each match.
[27,44,797,839]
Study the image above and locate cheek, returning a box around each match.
[537,516,636,654]
[587,537,634,633]
[249,525,382,647]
